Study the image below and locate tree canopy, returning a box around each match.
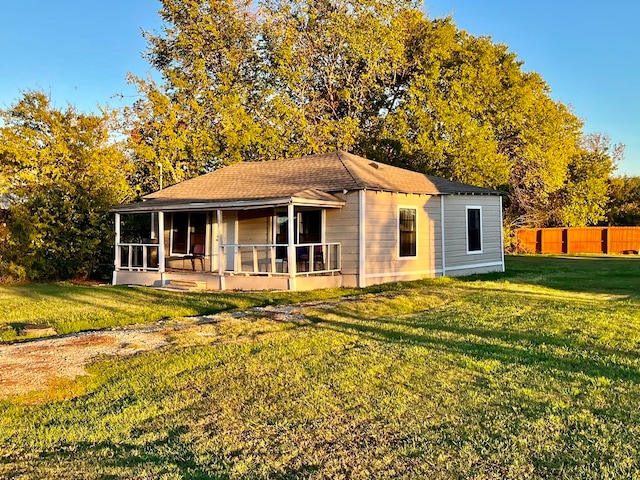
[0,91,131,280]
[125,0,620,229]
[607,175,640,226]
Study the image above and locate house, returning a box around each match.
[112,151,505,291]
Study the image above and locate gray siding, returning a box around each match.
[325,192,359,277]
[442,195,503,273]
[364,191,440,283]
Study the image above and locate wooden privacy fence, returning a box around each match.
[516,227,640,255]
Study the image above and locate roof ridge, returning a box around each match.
[335,150,364,189]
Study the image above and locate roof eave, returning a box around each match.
[112,196,346,214]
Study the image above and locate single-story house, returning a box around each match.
[112,151,504,291]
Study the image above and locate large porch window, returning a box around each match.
[171,212,206,255]
[274,210,322,247]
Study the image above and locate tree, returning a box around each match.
[260,0,417,152]
[606,175,640,225]
[129,0,614,230]
[0,91,131,280]
[125,0,274,196]
[545,134,621,227]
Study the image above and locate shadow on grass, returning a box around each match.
[309,309,640,385]
[0,427,215,479]
[0,425,322,480]
[474,255,640,300]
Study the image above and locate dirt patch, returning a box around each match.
[0,298,346,399]
[0,327,169,398]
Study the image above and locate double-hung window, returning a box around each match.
[466,206,482,253]
[399,208,417,257]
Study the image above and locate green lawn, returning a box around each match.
[1,255,640,478]
[0,281,373,342]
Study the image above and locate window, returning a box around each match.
[299,210,321,244]
[172,213,189,254]
[399,208,417,257]
[171,212,207,255]
[466,207,482,253]
[273,209,323,259]
[274,212,290,260]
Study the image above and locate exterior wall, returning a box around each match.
[114,270,340,291]
[224,275,289,291]
[364,191,440,285]
[237,211,270,244]
[442,195,503,276]
[113,270,222,290]
[295,274,343,291]
[325,192,359,287]
[114,271,164,287]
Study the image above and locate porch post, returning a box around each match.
[287,203,297,290]
[358,190,367,288]
[158,211,166,285]
[499,196,505,272]
[112,212,121,285]
[217,209,225,290]
[441,195,446,277]
[205,212,211,272]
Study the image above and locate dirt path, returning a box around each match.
[0,325,170,398]
[0,302,336,399]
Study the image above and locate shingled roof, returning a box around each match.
[116,151,500,212]
[160,151,496,196]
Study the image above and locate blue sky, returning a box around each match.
[1,0,638,176]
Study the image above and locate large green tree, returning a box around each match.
[0,91,131,280]
[606,175,640,226]
[545,134,621,227]
[127,0,615,228]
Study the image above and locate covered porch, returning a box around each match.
[112,196,344,291]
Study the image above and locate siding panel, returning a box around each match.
[443,196,503,273]
[325,192,359,275]
[364,191,440,283]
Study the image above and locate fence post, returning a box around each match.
[564,228,569,254]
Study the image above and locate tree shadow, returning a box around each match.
[0,423,325,479]
[308,308,640,385]
[456,255,640,301]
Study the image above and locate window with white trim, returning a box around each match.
[399,208,417,257]
[466,206,482,253]
[170,212,206,255]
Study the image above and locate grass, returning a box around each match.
[1,255,640,478]
[0,281,377,342]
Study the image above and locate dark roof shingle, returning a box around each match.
[142,151,500,204]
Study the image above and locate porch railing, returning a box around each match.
[221,243,341,275]
[115,242,341,276]
[117,243,160,271]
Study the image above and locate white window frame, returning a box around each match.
[272,208,325,245]
[170,212,206,256]
[397,206,418,259]
[466,206,483,255]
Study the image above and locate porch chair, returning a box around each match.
[188,244,205,271]
[296,245,324,272]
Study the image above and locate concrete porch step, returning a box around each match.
[161,280,208,292]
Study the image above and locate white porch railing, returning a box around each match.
[115,242,341,276]
[221,243,341,275]
[117,243,160,271]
